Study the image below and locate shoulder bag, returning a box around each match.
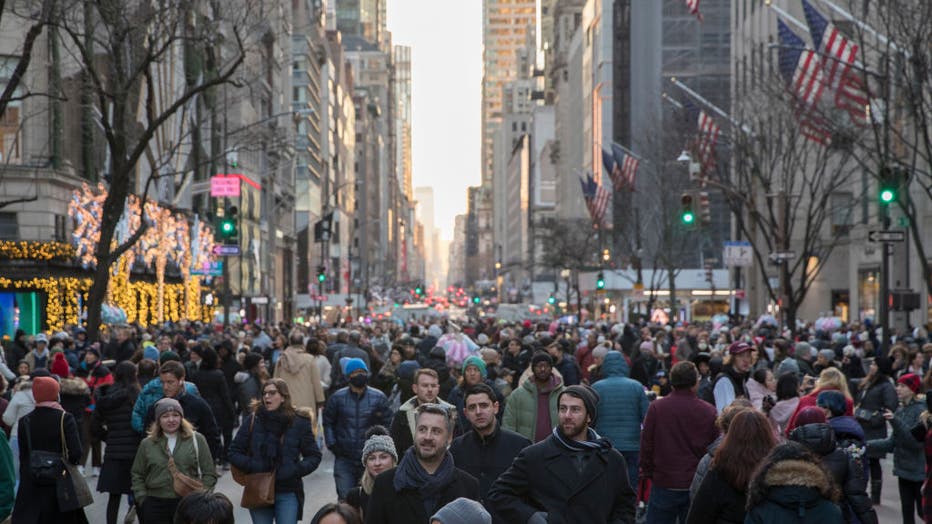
[166,433,206,498]
[235,414,278,509]
[24,415,65,486]
[57,413,94,511]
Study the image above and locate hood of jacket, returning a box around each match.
[601,351,630,378]
[790,423,836,456]
[828,415,865,441]
[521,372,563,394]
[60,376,90,396]
[276,346,312,374]
[749,458,836,510]
[234,371,252,384]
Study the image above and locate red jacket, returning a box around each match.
[784,387,853,435]
[640,389,719,489]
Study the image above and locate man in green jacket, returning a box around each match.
[0,430,13,521]
[502,352,565,442]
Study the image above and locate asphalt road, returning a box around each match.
[81,449,904,522]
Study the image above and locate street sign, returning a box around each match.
[867,230,905,243]
[723,241,752,267]
[735,289,746,300]
[212,245,241,256]
[769,251,796,262]
[191,261,223,276]
[210,175,241,197]
[251,296,269,305]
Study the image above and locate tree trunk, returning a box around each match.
[668,267,677,324]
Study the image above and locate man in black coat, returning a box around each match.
[143,361,222,460]
[487,385,637,524]
[367,403,480,523]
[450,383,530,524]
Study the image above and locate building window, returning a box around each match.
[0,212,17,240]
[830,192,854,236]
[0,56,22,164]
[54,214,66,242]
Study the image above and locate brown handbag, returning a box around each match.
[166,433,205,498]
[234,414,278,508]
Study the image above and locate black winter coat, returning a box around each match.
[366,465,480,524]
[12,407,88,523]
[59,377,91,445]
[486,432,637,524]
[790,423,877,524]
[450,425,530,522]
[190,368,236,431]
[143,390,221,460]
[94,383,142,460]
[855,378,897,447]
[322,386,393,461]
[446,379,506,429]
[686,468,747,524]
[105,339,137,363]
[234,372,262,416]
[228,409,322,515]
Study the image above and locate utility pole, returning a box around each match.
[879,203,891,357]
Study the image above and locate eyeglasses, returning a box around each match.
[263,390,280,397]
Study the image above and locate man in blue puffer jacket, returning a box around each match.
[130,354,201,434]
[323,358,394,500]
[591,350,649,488]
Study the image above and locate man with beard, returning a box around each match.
[502,352,565,442]
[391,368,457,452]
[367,404,480,523]
[450,383,530,522]
[712,341,753,413]
[487,385,637,523]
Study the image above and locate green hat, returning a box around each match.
[462,356,487,379]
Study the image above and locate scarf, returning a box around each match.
[36,401,64,411]
[551,426,612,452]
[256,408,290,464]
[393,447,456,517]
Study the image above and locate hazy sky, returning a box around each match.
[387,1,482,241]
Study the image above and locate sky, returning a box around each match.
[387,0,482,241]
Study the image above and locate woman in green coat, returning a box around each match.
[131,397,217,522]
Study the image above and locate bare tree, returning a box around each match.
[538,217,602,316]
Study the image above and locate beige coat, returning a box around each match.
[274,346,325,417]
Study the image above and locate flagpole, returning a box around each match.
[764,0,807,32]
[611,142,642,161]
[669,77,753,136]
[816,0,908,57]
[662,92,684,109]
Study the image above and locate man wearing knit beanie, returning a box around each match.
[487,381,636,524]
[501,351,565,443]
[431,497,491,524]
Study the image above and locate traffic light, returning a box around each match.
[602,248,611,262]
[698,191,712,225]
[680,193,695,225]
[316,265,326,284]
[548,294,556,305]
[219,206,238,242]
[596,271,605,290]
[414,286,423,296]
[878,167,907,206]
[472,296,480,305]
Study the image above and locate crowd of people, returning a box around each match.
[0,316,927,523]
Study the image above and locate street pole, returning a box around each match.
[222,195,231,329]
[880,205,891,356]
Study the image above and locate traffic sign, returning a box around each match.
[191,261,223,276]
[212,245,241,256]
[723,241,752,267]
[867,230,905,243]
[210,175,241,197]
[769,251,796,262]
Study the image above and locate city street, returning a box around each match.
[80,447,904,522]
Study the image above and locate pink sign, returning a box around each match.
[210,175,241,197]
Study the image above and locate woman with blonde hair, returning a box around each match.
[228,377,321,524]
[131,398,217,522]
[785,367,854,434]
[346,426,398,520]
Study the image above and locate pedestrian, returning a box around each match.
[94,361,143,524]
[816,391,868,475]
[273,330,325,433]
[309,502,362,524]
[139,361,222,460]
[767,372,800,434]
[190,347,236,469]
[591,350,649,489]
[501,351,565,442]
[11,376,88,523]
[689,399,753,501]
[0,427,14,522]
[173,492,235,524]
[24,333,50,370]
[686,410,777,524]
[855,355,897,504]
[744,442,842,523]
[640,361,719,524]
[866,373,925,524]
[747,368,777,411]
[306,338,332,394]
[711,341,753,414]
[234,352,267,418]
[450,383,529,521]
[345,426,398,520]
[785,367,854,434]
[446,356,505,430]
[2,371,34,488]
[322,358,393,500]
[76,347,113,476]
[131,397,217,522]
[789,418,878,524]
[372,345,402,396]
[329,331,371,393]
[487,384,637,523]
[501,338,531,391]
[546,340,580,386]
[228,378,322,524]
[366,403,480,523]
[390,368,456,453]
[431,497,492,524]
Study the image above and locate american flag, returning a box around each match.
[601,147,623,192]
[685,0,702,21]
[611,143,639,191]
[778,20,831,144]
[580,174,610,226]
[696,110,720,171]
[802,0,869,125]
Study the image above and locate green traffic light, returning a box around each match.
[879,188,895,204]
[682,211,695,224]
[473,296,480,304]
[548,296,555,305]
[415,287,422,295]
[317,273,326,283]
[597,280,605,289]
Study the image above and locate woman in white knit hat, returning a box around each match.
[345,425,398,520]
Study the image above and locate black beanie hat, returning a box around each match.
[874,356,893,378]
[559,384,601,424]
[531,351,553,367]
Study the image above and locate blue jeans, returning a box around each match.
[249,492,299,524]
[333,457,364,501]
[620,450,639,492]
[646,486,690,524]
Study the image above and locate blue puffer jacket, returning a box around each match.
[592,351,649,451]
[867,398,925,481]
[131,378,200,433]
[228,408,322,508]
[323,386,393,461]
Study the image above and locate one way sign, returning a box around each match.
[868,230,905,243]
[724,241,752,267]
